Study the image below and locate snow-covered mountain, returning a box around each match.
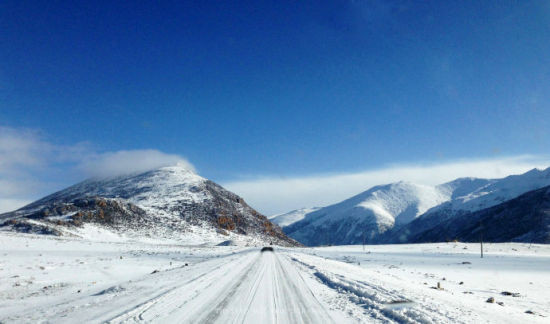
[283,167,550,246]
[0,164,298,246]
[429,167,550,215]
[269,207,320,227]
[388,167,550,243]
[411,185,550,243]
[283,182,454,245]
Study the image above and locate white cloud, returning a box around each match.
[0,127,50,170]
[79,150,195,178]
[0,126,194,213]
[223,155,550,216]
[0,126,93,172]
[0,198,32,213]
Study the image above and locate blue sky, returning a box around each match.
[1,1,550,213]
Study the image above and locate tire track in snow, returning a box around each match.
[273,254,333,323]
[7,249,344,323]
[211,251,336,323]
[196,253,263,323]
[111,250,337,323]
[109,250,261,323]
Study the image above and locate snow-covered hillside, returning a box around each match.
[0,164,297,246]
[388,167,550,243]
[428,167,550,216]
[269,207,320,227]
[283,182,453,245]
[283,167,550,246]
[410,185,550,243]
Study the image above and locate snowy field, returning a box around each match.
[1,232,549,323]
[294,243,550,323]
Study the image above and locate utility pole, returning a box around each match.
[480,220,484,258]
[362,230,366,252]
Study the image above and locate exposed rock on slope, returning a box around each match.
[0,165,298,246]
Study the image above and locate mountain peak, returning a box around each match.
[166,162,198,173]
[283,181,451,245]
[1,164,297,246]
[522,166,550,177]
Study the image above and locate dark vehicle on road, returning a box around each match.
[261,247,274,252]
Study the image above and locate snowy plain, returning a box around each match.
[1,232,548,323]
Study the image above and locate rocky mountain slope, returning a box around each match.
[0,164,298,246]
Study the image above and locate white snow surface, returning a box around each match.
[284,182,455,245]
[269,207,320,227]
[308,182,451,228]
[1,232,548,323]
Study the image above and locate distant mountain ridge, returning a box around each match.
[0,165,298,246]
[408,185,550,244]
[281,167,550,246]
[284,182,455,245]
[385,167,550,243]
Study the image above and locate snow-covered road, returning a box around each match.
[108,250,335,323]
[1,233,549,323]
[1,243,343,323]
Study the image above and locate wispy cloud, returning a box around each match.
[79,150,195,178]
[0,126,194,213]
[223,155,550,215]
